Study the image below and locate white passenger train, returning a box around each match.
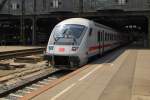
[45,18,130,69]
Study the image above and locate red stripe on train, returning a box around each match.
[89,45,102,51]
[89,43,118,52]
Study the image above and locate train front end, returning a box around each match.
[45,20,88,69]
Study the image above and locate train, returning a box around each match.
[45,18,130,69]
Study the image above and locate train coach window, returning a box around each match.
[105,33,107,41]
[110,34,112,40]
[101,31,104,41]
[98,31,100,42]
[106,33,108,41]
[113,34,115,40]
[89,28,92,36]
[107,33,109,40]
[107,33,108,41]
[100,32,103,41]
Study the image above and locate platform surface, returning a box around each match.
[22,46,150,100]
[0,46,44,53]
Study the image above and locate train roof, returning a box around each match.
[57,18,93,27]
[94,22,117,32]
[57,18,117,32]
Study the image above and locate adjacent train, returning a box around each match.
[45,18,130,69]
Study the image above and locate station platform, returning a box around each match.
[20,46,150,100]
[0,46,44,53]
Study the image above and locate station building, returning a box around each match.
[0,0,150,47]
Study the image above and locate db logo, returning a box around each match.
[59,48,65,52]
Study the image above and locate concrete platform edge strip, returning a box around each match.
[19,64,92,100]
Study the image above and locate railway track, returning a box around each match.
[0,69,72,100]
[0,48,66,100]
[0,65,49,83]
[0,48,45,60]
[0,49,73,100]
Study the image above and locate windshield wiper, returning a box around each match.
[72,37,77,45]
[53,29,68,42]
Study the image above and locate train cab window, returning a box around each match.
[89,28,92,36]
[52,24,87,45]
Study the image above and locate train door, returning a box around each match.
[87,28,95,58]
[98,31,101,56]
[102,30,104,54]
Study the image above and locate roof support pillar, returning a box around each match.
[31,16,37,45]
[147,16,150,48]
[32,0,37,45]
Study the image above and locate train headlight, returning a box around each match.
[72,47,79,51]
[49,46,54,50]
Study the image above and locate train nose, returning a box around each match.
[45,55,80,68]
[69,56,80,66]
[50,45,79,54]
[54,46,71,54]
[54,56,80,68]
